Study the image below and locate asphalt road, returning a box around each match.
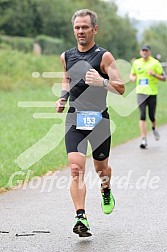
[0,125,167,252]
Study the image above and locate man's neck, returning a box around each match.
[77,42,95,52]
[143,56,151,62]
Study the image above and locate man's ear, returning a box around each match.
[93,25,98,34]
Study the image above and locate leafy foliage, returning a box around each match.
[0,0,166,60]
[142,22,167,61]
[0,0,138,60]
[0,35,34,52]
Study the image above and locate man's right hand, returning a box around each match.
[55,98,67,112]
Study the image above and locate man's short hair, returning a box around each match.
[71,9,98,27]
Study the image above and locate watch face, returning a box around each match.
[103,79,109,87]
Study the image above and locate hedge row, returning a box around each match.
[0,35,65,55]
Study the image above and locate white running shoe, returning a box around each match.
[153,128,160,141]
[140,138,147,149]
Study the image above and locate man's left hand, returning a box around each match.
[148,69,155,76]
[85,69,103,86]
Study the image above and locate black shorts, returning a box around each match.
[65,112,111,161]
[137,94,157,121]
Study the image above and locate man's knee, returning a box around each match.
[94,163,110,175]
[140,112,146,120]
[149,115,155,122]
[70,163,84,179]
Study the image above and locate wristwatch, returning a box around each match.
[103,79,109,88]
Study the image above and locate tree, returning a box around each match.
[0,0,42,36]
[0,0,138,59]
[92,2,138,60]
[142,22,167,61]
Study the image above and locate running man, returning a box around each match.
[56,9,124,237]
[130,45,166,149]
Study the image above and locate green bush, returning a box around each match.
[35,35,65,55]
[0,35,34,52]
[0,34,66,55]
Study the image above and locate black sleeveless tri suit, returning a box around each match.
[64,44,111,160]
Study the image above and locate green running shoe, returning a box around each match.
[101,189,115,214]
[73,214,92,237]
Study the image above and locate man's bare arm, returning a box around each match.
[55,53,70,112]
[101,52,125,95]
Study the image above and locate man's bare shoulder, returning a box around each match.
[102,51,115,63]
[60,52,65,60]
[60,52,66,67]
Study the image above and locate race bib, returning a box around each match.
[139,78,149,86]
[76,111,102,130]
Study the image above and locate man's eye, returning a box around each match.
[75,26,90,30]
[82,26,89,29]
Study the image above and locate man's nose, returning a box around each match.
[78,27,84,32]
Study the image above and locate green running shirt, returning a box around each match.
[131,56,163,95]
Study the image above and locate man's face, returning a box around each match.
[140,49,151,59]
[73,15,98,46]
